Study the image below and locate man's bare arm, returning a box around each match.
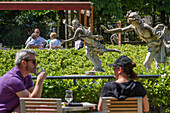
[28,86,34,93]
[16,71,47,98]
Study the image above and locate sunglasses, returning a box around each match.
[36,32,40,33]
[24,59,36,64]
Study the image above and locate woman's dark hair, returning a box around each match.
[123,62,138,80]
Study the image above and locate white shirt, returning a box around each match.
[49,39,61,49]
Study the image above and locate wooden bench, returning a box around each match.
[20,98,62,113]
[102,97,142,113]
[29,46,40,49]
[51,46,63,49]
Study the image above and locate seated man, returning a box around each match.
[25,28,47,48]
[98,55,149,112]
[25,33,42,49]
[0,49,47,113]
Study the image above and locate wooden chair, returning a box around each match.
[20,98,62,113]
[29,46,40,49]
[102,97,142,113]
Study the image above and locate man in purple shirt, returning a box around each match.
[0,49,47,113]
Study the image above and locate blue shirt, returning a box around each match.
[0,66,33,112]
[25,39,42,49]
[26,36,47,44]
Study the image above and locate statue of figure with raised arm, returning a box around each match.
[62,19,121,73]
[101,11,170,70]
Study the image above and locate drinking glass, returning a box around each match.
[65,90,73,104]
[36,66,44,76]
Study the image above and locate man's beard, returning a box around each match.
[26,65,36,74]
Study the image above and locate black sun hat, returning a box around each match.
[108,55,132,67]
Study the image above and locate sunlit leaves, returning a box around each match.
[0,44,169,112]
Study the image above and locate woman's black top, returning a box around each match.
[101,80,146,100]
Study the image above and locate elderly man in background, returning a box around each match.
[25,33,42,49]
[25,28,47,48]
[0,49,47,113]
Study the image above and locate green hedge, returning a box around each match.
[0,44,169,113]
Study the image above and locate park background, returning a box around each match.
[0,0,169,113]
[0,0,169,48]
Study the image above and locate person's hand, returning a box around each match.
[42,43,46,48]
[37,71,47,83]
[46,44,50,48]
[100,25,109,33]
[60,40,65,45]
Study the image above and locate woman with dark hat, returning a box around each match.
[98,55,149,112]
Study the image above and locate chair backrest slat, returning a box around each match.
[51,46,63,49]
[20,98,62,113]
[26,109,57,112]
[29,46,40,49]
[102,97,142,113]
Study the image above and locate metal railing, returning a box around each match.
[32,74,161,101]
[32,75,161,79]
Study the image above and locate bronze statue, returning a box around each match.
[61,19,121,73]
[101,11,170,70]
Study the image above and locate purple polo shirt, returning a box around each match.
[0,66,34,113]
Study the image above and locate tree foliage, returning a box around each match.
[0,0,169,47]
[91,0,169,25]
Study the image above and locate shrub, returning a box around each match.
[0,44,169,112]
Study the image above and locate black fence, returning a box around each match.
[32,75,161,80]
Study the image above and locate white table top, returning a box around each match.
[62,102,96,112]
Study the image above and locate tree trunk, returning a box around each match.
[160,1,166,24]
[152,5,156,27]
[59,10,65,40]
[160,10,166,24]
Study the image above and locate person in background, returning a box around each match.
[47,32,61,49]
[25,33,42,49]
[25,28,47,48]
[98,55,149,112]
[45,38,51,48]
[0,49,47,113]
[75,39,84,50]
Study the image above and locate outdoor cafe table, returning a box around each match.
[62,102,96,113]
